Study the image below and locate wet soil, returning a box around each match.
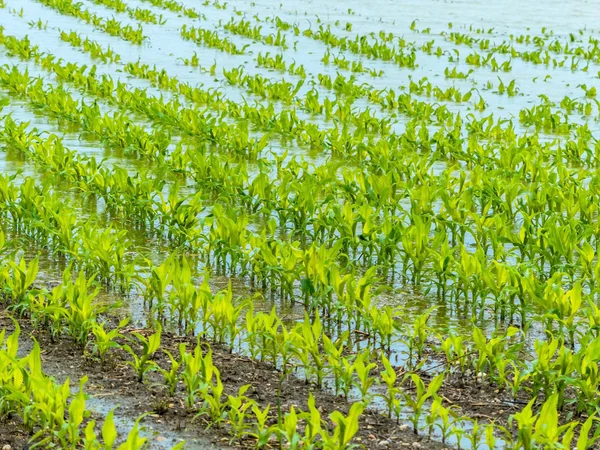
[0,310,449,449]
[438,371,527,424]
[0,419,29,449]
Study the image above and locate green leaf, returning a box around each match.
[102,410,117,449]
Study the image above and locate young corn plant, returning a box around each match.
[402,373,444,434]
[123,326,162,382]
[91,318,128,363]
[5,256,39,314]
[378,355,402,421]
[226,385,255,444]
[402,307,434,370]
[323,332,349,397]
[425,397,459,444]
[439,332,470,375]
[249,404,275,449]
[301,394,325,449]
[294,314,326,388]
[472,325,521,385]
[63,270,106,349]
[180,342,216,409]
[352,351,378,402]
[198,369,227,429]
[322,402,365,450]
[509,394,580,450]
[114,415,149,449]
[158,349,182,397]
[277,406,302,450]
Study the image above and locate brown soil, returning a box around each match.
[0,311,449,449]
[0,419,30,449]
[438,371,527,424]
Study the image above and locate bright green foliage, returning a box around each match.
[123,326,162,382]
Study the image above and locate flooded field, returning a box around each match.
[0,0,600,448]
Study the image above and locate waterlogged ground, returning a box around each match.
[0,0,600,448]
[2,0,597,339]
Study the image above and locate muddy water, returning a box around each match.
[85,395,220,450]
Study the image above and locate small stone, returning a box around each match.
[155,436,167,442]
[3,445,12,450]
[378,440,391,446]
[368,434,376,440]
[399,424,410,431]
[412,443,421,448]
